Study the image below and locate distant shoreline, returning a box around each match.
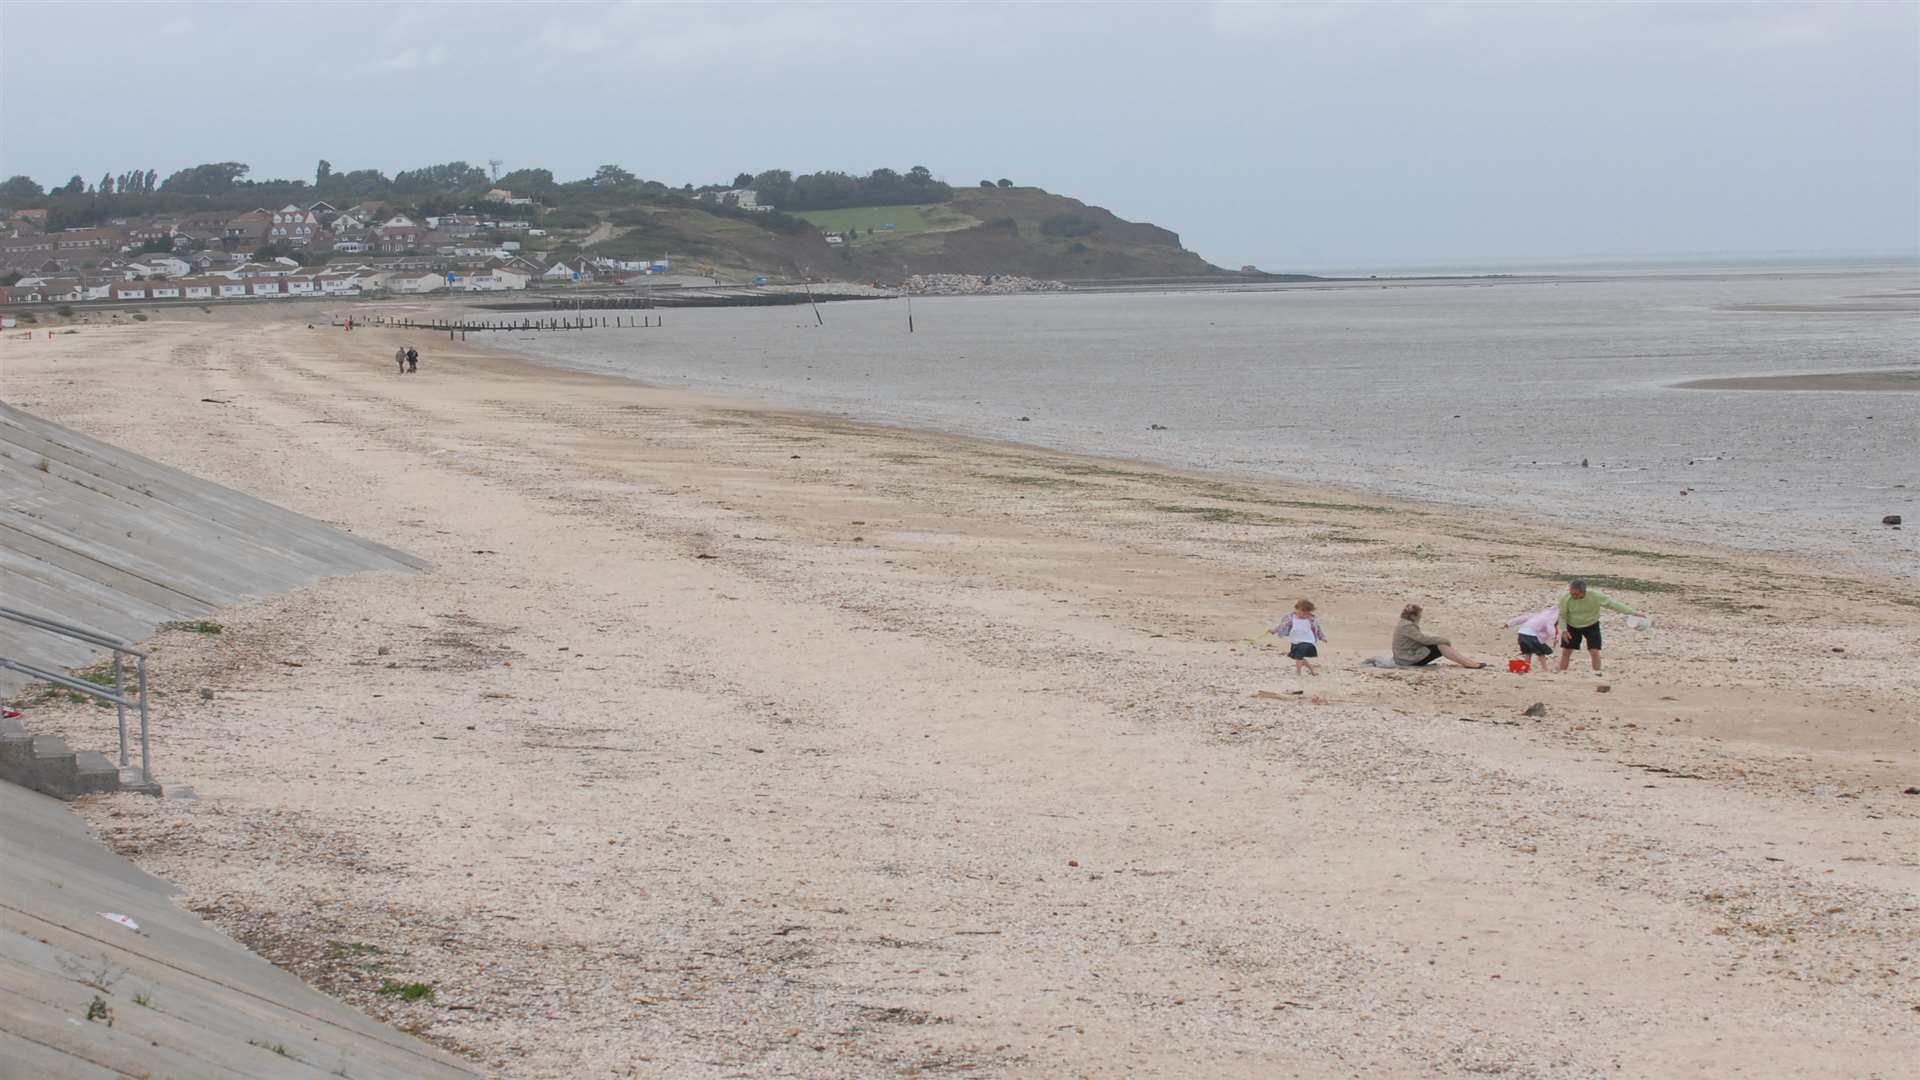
[1674,370,1920,392]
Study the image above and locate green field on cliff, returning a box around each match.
[792,204,981,238]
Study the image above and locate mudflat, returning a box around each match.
[1676,369,1920,392]
[5,307,1916,1079]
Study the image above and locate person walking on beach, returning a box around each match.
[1393,604,1487,668]
[1505,606,1559,673]
[406,346,419,374]
[395,347,407,374]
[1271,598,1327,677]
[1556,579,1638,675]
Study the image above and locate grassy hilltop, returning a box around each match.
[583,185,1226,282]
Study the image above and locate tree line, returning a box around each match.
[4,159,978,211]
[740,166,954,211]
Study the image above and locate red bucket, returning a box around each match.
[1508,658,1531,674]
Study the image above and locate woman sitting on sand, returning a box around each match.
[1392,604,1487,668]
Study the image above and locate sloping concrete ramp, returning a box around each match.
[0,779,483,1079]
[0,401,425,696]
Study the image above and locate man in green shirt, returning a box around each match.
[1557,579,1637,674]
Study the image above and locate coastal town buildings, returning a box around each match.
[269,205,325,248]
[222,210,273,248]
[373,214,425,253]
[126,256,191,279]
[0,194,671,306]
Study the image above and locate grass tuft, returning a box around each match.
[1524,572,1686,594]
[978,473,1079,488]
[376,979,435,1001]
[1152,504,1285,526]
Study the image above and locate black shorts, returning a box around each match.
[1410,645,1442,666]
[1563,623,1603,650]
[1517,634,1553,657]
[1288,642,1318,659]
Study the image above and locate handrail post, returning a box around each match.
[113,651,128,767]
[136,655,151,786]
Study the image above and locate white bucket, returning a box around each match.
[1625,614,1651,631]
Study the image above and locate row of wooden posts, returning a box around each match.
[368,313,660,340]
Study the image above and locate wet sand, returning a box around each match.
[4,307,1917,1078]
[1675,370,1920,392]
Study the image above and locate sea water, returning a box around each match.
[483,263,1919,575]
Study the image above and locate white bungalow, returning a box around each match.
[129,255,191,279]
[449,267,528,292]
[387,271,447,294]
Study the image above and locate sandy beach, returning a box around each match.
[3,306,1916,1078]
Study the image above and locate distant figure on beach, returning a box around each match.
[1556,579,1638,674]
[406,347,419,373]
[1393,605,1487,668]
[395,347,407,374]
[1505,607,1559,673]
[1271,599,1327,677]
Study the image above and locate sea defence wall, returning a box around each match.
[0,405,473,1074]
[0,400,425,698]
[0,778,483,1079]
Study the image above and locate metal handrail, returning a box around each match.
[0,605,146,656]
[0,607,151,785]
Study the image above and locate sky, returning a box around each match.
[1,1,1915,271]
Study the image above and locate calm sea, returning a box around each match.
[481,263,1919,576]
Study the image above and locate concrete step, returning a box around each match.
[0,729,125,800]
[117,766,167,798]
[70,749,120,795]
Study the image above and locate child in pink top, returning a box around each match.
[1506,608,1558,673]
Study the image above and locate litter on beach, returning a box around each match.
[98,912,140,931]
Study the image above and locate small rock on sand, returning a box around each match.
[1522,702,1548,718]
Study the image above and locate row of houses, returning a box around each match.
[1,200,546,273]
[3,270,374,304]
[0,263,543,305]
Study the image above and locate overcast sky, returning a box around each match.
[2,1,1914,271]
